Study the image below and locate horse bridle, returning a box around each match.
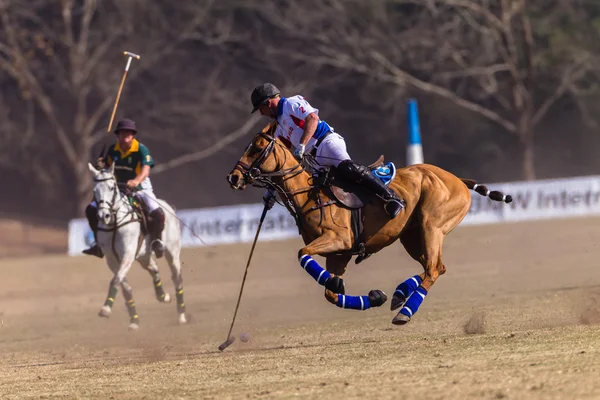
[233,132,303,187]
[94,176,118,212]
[94,175,131,226]
[93,174,144,261]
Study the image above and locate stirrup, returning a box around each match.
[151,239,165,258]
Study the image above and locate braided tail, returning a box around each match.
[461,179,513,203]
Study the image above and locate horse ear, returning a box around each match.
[88,162,99,175]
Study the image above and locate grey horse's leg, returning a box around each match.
[138,254,171,303]
[99,254,137,329]
[98,254,120,318]
[121,277,140,330]
[165,248,186,324]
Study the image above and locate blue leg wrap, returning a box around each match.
[336,294,371,310]
[394,275,422,299]
[399,286,428,318]
[299,255,332,286]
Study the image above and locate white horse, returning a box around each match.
[88,162,187,329]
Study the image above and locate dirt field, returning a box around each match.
[1,216,600,399]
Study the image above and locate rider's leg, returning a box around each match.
[82,201,104,258]
[136,190,165,258]
[335,160,405,218]
[314,133,404,218]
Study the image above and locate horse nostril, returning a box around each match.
[228,174,238,186]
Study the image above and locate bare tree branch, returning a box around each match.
[153,116,263,175]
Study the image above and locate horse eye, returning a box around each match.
[246,143,259,155]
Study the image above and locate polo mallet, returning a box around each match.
[106,51,141,133]
[218,205,269,351]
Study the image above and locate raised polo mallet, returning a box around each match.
[218,206,269,352]
[106,51,141,133]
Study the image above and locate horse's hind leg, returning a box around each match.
[392,225,445,325]
[139,255,172,304]
[121,277,140,330]
[391,226,427,311]
[165,249,187,324]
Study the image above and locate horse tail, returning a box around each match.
[461,179,513,204]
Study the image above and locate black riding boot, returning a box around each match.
[149,208,166,258]
[82,204,104,258]
[335,160,405,218]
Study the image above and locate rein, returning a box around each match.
[94,175,144,261]
[235,133,337,226]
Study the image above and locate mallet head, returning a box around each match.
[218,335,236,351]
[123,51,141,60]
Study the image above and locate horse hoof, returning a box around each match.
[368,290,387,307]
[98,306,112,318]
[162,293,172,303]
[390,294,406,311]
[178,313,187,325]
[128,322,140,331]
[392,312,411,325]
[325,276,345,294]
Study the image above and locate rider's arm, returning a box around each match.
[299,113,319,146]
[130,165,151,186]
[129,145,154,187]
[289,97,319,146]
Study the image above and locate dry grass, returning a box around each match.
[1,217,600,399]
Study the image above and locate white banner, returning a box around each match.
[67,203,298,256]
[462,175,600,225]
[68,175,600,255]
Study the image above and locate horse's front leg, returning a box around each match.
[298,230,349,288]
[120,277,140,330]
[298,233,387,310]
[324,253,352,295]
[98,254,120,318]
[98,254,136,325]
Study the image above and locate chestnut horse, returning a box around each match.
[227,123,512,325]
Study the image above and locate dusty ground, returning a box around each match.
[0,219,66,258]
[1,217,600,399]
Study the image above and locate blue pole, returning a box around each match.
[406,99,424,165]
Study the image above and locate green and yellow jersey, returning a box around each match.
[105,139,154,191]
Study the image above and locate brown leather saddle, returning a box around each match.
[317,155,388,264]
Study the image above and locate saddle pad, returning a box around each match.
[371,162,396,186]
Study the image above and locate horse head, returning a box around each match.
[227,122,299,191]
[88,162,120,226]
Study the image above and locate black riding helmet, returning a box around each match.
[250,83,280,114]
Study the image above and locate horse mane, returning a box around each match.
[261,120,278,136]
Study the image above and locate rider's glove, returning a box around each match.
[293,144,306,160]
[262,189,277,210]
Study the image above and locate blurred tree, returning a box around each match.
[0,0,263,215]
[254,0,600,180]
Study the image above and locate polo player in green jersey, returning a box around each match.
[83,118,166,258]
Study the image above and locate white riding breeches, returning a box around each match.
[313,133,351,169]
[90,189,161,213]
[133,189,161,213]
